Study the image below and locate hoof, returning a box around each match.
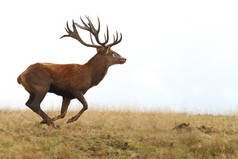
[40,120,47,124]
[52,124,60,129]
[66,118,75,124]
[66,119,73,124]
[40,119,59,129]
[48,122,60,129]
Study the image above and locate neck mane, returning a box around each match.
[86,54,109,86]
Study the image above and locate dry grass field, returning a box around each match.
[1,110,238,159]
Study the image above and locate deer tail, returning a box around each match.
[17,74,22,84]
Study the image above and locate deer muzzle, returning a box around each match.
[119,57,126,64]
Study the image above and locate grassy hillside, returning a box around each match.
[0,110,238,159]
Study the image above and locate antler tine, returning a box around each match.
[104,34,107,43]
[103,25,110,44]
[75,16,90,31]
[60,21,71,39]
[114,31,119,42]
[117,33,123,44]
[97,17,100,32]
[108,32,122,47]
[81,16,89,27]
[89,33,95,45]
[86,16,97,33]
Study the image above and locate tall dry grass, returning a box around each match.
[0,110,238,158]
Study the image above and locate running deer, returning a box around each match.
[17,16,126,128]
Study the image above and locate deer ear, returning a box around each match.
[96,47,104,54]
[97,47,111,54]
[96,48,101,52]
[105,46,111,54]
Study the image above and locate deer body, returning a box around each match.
[19,54,110,98]
[17,17,126,128]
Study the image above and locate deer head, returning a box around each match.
[61,16,126,66]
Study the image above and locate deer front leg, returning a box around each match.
[67,91,88,124]
[52,97,71,121]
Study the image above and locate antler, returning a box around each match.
[61,16,122,48]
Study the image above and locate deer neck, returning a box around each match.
[86,54,109,86]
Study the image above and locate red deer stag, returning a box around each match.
[17,16,126,128]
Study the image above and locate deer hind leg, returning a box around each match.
[67,91,88,124]
[52,97,71,121]
[26,91,57,128]
[26,94,35,106]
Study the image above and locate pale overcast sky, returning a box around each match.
[0,0,238,114]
